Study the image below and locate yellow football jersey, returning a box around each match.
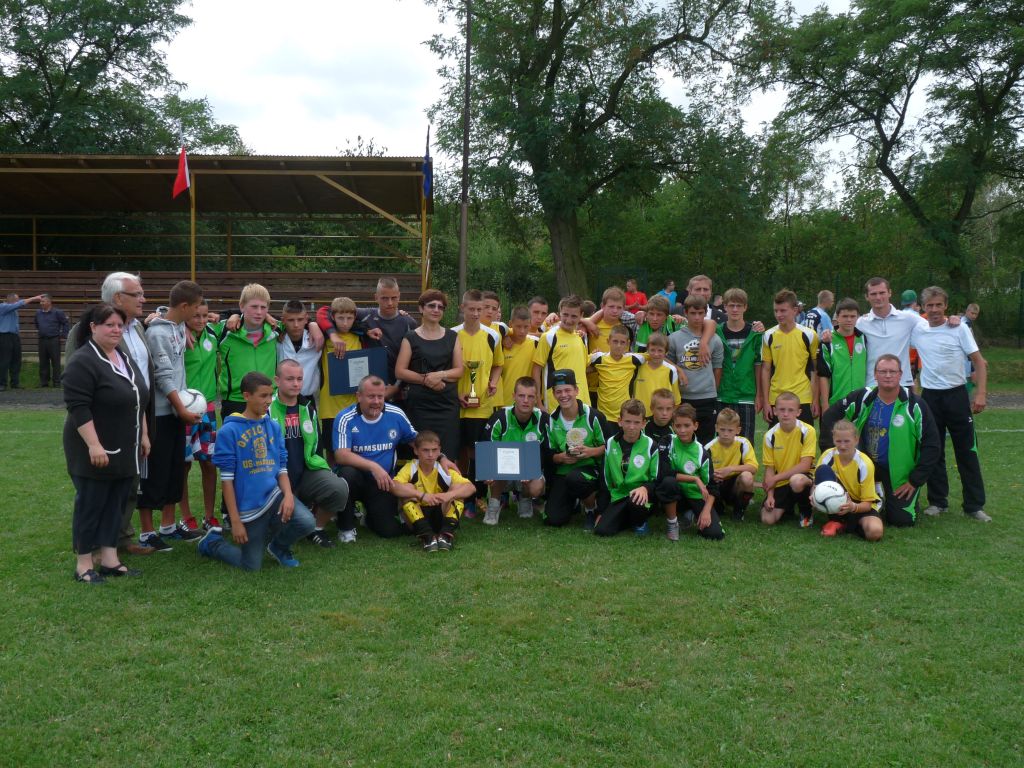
[705,435,759,478]
[454,323,505,418]
[762,420,817,487]
[533,326,590,411]
[499,335,539,407]
[762,324,819,404]
[817,448,881,510]
[633,361,681,412]
[318,331,361,420]
[589,351,643,423]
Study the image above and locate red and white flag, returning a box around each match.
[172,146,190,199]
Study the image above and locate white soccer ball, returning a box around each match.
[812,481,848,515]
[180,388,207,416]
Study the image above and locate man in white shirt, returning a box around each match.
[854,277,961,387]
[911,286,989,522]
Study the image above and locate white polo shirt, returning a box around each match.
[856,305,926,387]
[911,322,979,390]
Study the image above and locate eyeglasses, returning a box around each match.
[119,290,145,298]
[876,369,901,377]
[423,302,445,310]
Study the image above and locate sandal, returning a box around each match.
[74,568,106,584]
[98,563,142,578]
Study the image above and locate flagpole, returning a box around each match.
[457,0,471,301]
[189,171,197,281]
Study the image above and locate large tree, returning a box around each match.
[0,0,244,153]
[427,0,771,296]
[774,0,1024,295]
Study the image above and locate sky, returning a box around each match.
[166,0,850,159]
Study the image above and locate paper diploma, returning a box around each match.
[347,355,370,384]
[496,447,521,476]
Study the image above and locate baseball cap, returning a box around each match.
[551,369,577,388]
[900,289,917,307]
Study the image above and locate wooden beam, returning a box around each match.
[316,175,421,238]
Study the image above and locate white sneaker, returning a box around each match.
[338,528,357,543]
[965,509,992,522]
[517,497,534,518]
[922,505,947,516]
[483,498,501,525]
[666,518,680,542]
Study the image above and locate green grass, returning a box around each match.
[2,409,1022,767]
[981,345,1024,393]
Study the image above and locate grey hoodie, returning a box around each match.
[146,317,187,417]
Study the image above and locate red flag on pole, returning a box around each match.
[172,146,190,199]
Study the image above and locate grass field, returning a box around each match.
[1,408,1022,767]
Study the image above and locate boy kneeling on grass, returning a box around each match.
[594,399,660,537]
[814,420,884,542]
[392,431,476,552]
[200,371,314,570]
[705,407,758,522]
[655,403,724,541]
[761,391,817,527]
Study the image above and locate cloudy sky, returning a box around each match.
[166,0,849,159]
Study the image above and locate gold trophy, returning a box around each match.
[465,360,481,408]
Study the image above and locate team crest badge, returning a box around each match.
[684,460,697,474]
[632,455,645,468]
[202,338,214,352]
[525,433,538,442]
[892,414,905,427]
[302,420,314,434]
[388,429,398,439]
[854,342,864,354]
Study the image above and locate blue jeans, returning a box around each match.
[206,496,315,570]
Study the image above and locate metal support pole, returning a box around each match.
[31,217,37,270]
[457,0,471,301]
[226,218,233,272]
[189,173,197,281]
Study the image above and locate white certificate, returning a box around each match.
[496,447,521,476]
[347,355,370,384]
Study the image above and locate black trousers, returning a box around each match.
[875,463,916,527]
[0,332,21,387]
[335,465,404,538]
[594,497,653,536]
[138,413,186,509]
[655,476,725,539]
[544,468,606,527]
[922,386,986,514]
[682,398,719,446]
[38,336,62,385]
[71,474,134,554]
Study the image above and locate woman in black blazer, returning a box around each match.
[63,304,150,583]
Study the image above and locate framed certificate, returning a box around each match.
[327,347,389,395]
[474,440,543,481]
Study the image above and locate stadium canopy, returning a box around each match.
[0,153,433,279]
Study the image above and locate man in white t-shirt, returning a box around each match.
[853,277,961,387]
[911,286,989,522]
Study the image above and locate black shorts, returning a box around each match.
[769,482,811,516]
[460,417,490,454]
[138,413,186,508]
[835,511,883,537]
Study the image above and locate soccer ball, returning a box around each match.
[812,481,848,515]
[180,388,207,416]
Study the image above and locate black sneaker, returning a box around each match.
[139,532,172,552]
[437,533,454,551]
[421,535,438,552]
[306,529,336,548]
[166,522,202,541]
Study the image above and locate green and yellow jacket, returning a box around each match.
[604,433,660,502]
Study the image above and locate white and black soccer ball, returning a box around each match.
[812,481,848,515]
[179,388,208,416]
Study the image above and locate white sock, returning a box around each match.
[159,524,175,535]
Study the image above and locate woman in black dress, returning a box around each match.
[63,304,150,583]
[395,289,463,458]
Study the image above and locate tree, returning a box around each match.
[0,0,244,153]
[427,0,772,296]
[774,0,1024,297]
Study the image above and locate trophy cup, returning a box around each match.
[565,427,587,457]
[465,360,481,408]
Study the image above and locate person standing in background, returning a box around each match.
[0,292,44,390]
[34,294,70,387]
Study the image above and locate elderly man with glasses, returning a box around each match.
[820,354,941,527]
